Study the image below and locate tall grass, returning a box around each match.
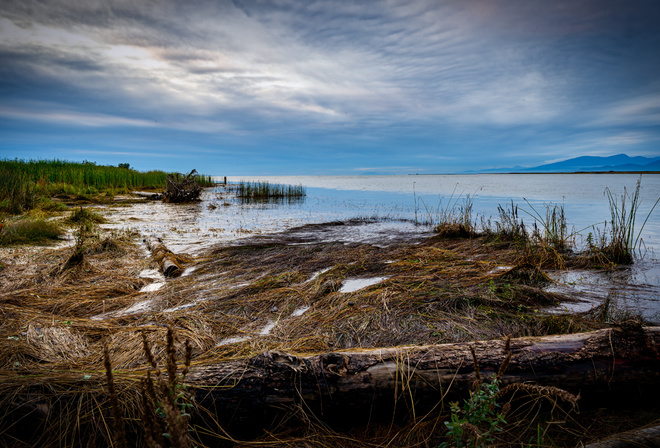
[232,181,306,201]
[520,199,569,252]
[600,178,660,264]
[431,194,477,237]
[434,178,659,267]
[1,159,171,191]
[0,159,214,214]
[0,169,36,214]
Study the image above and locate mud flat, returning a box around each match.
[1,205,659,447]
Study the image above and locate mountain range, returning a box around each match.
[471,154,660,174]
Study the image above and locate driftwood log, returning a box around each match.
[190,326,660,432]
[132,191,162,200]
[584,424,660,448]
[163,169,203,203]
[144,236,182,277]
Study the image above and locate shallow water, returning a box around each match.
[340,277,390,293]
[100,173,660,323]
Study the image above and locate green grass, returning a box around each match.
[65,206,106,231]
[0,217,65,246]
[0,159,215,214]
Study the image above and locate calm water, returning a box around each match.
[103,173,660,322]
[225,173,660,251]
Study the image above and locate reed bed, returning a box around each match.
[231,181,306,201]
[0,159,214,214]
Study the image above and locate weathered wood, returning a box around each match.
[189,326,660,432]
[162,170,203,203]
[584,424,660,448]
[132,191,162,200]
[144,235,182,277]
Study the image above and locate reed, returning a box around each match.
[600,177,660,264]
[232,180,306,201]
[0,168,36,214]
[0,158,214,214]
[423,189,477,237]
[520,199,569,252]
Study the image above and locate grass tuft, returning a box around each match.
[0,217,64,246]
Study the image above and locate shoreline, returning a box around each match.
[1,192,659,446]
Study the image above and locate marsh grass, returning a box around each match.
[66,206,106,228]
[0,217,65,246]
[596,178,660,264]
[232,181,306,202]
[0,169,36,214]
[0,159,214,214]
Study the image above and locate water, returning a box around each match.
[101,173,660,322]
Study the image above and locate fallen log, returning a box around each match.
[584,424,660,448]
[132,191,162,200]
[143,235,182,277]
[189,326,660,433]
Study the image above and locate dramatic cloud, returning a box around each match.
[1,0,659,173]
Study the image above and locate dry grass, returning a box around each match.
[0,221,652,447]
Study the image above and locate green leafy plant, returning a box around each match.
[440,378,507,448]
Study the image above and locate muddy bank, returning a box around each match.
[0,216,658,447]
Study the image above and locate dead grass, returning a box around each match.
[0,220,649,447]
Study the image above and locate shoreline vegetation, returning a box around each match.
[0,158,214,214]
[0,159,214,245]
[231,180,306,201]
[0,162,659,447]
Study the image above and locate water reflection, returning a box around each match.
[547,259,660,323]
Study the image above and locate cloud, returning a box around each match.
[0,0,659,173]
[590,93,660,127]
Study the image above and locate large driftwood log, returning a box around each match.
[584,424,660,448]
[190,326,660,432]
[132,191,162,200]
[144,236,182,277]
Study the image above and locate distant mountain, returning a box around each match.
[521,154,660,173]
[461,154,660,174]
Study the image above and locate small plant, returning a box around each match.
[141,327,195,448]
[441,345,508,448]
[61,224,89,270]
[440,378,507,448]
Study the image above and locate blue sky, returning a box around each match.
[1,0,659,175]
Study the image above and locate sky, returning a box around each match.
[1,0,659,175]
